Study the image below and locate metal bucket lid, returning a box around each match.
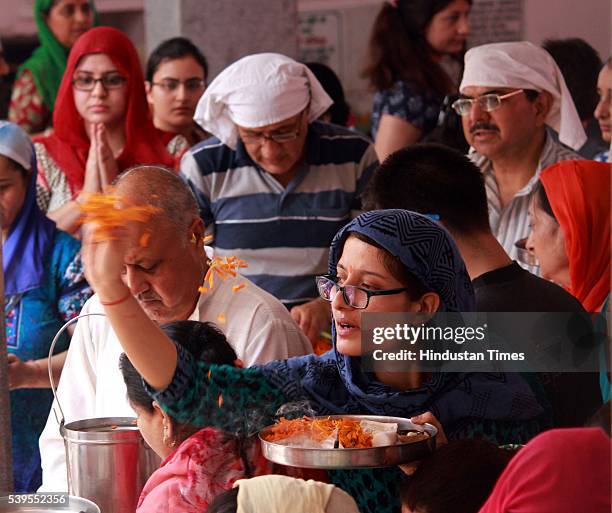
[61,417,142,444]
[0,495,100,513]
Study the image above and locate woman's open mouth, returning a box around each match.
[335,319,359,337]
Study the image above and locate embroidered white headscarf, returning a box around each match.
[460,41,587,150]
[234,475,360,513]
[194,53,333,149]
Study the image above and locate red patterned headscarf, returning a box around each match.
[540,160,611,312]
[35,26,175,195]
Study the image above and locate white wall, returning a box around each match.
[524,0,611,59]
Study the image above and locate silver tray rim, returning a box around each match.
[258,414,438,469]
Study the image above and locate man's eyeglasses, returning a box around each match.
[72,72,127,91]
[316,275,409,310]
[239,112,304,145]
[451,89,525,116]
[151,78,206,93]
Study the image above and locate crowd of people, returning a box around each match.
[0,0,610,512]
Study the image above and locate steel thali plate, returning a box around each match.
[259,415,437,469]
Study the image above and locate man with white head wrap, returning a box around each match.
[181,53,378,343]
[456,41,584,270]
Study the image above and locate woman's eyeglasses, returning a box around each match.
[316,275,409,310]
[72,73,127,91]
[451,89,525,116]
[150,78,206,93]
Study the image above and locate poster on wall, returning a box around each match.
[298,10,342,73]
[468,0,523,47]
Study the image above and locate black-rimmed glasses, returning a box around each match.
[72,73,127,91]
[451,89,525,116]
[316,275,409,310]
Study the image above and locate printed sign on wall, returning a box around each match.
[468,0,524,47]
[298,10,342,72]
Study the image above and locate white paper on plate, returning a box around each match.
[360,420,399,447]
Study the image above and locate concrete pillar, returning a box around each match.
[144,0,299,79]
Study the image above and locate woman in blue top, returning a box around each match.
[83,209,548,513]
[364,0,471,161]
[0,122,91,491]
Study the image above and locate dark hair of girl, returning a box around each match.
[119,320,236,414]
[401,439,514,513]
[5,157,29,180]
[146,37,208,82]
[206,486,239,513]
[363,0,471,95]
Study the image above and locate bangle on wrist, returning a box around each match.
[100,290,132,306]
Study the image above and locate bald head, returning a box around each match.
[114,165,200,231]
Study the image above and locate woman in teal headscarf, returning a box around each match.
[8,0,96,134]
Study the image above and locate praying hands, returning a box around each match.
[82,122,119,195]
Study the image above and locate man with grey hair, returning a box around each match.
[182,53,378,344]
[38,165,312,492]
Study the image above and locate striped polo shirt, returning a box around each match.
[180,121,378,307]
[470,132,581,273]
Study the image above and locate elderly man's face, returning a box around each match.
[121,216,204,324]
[236,109,308,184]
[460,86,548,161]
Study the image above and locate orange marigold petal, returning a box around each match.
[138,232,151,248]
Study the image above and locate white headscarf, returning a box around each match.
[234,475,360,513]
[0,120,33,170]
[460,41,587,150]
[194,53,333,149]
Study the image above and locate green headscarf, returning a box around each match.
[19,0,98,111]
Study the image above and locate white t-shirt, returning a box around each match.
[39,275,312,492]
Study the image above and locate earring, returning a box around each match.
[190,233,197,243]
[162,423,172,447]
[163,431,177,448]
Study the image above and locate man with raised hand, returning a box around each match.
[38,165,311,491]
